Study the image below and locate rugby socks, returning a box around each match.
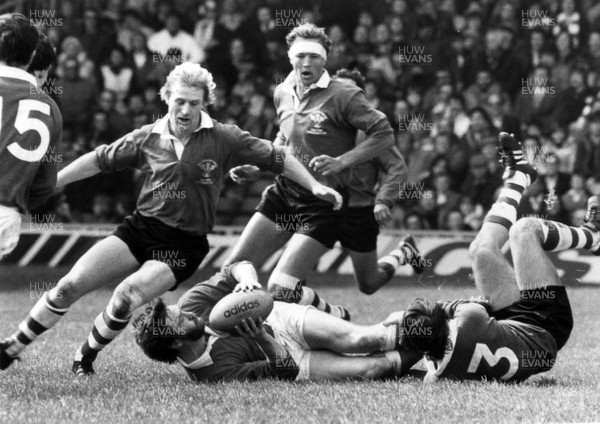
[484,171,530,230]
[74,308,130,362]
[5,293,67,357]
[299,286,349,320]
[378,244,413,277]
[538,220,600,252]
[271,271,349,319]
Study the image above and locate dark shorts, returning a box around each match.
[256,177,378,252]
[113,212,209,288]
[492,286,573,351]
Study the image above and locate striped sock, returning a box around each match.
[6,293,67,357]
[539,220,599,252]
[299,286,347,319]
[484,171,530,230]
[377,246,412,277]
[74,309,130,362]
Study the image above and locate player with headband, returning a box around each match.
[225,24,421,315]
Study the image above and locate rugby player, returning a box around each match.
[0,62,343,375]
[0,14,61,260]
[224,24,421,314]
[388,133,600,382]
[133,261,421,382]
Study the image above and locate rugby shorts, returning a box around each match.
[113,211,209,288]
[265,302,314,381]
[257,176,379,252]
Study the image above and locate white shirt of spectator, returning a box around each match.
[147,29,205,64]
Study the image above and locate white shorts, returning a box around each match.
[265,302,314,381]
[0,205,21,260]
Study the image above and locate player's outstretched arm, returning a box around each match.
[56,151,101,187]
[282,150,343,210]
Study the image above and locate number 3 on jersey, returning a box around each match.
[467,343,519,380]
[1,97,52,162]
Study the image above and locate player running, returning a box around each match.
[0,13,61,260]
[224,24,421,315]
[388,133,600,382]
[133,261,421,382]
[0,62,342,375]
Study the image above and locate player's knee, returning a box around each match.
[510,218,541,243]
[358,283,377,295]
[111,282,142,317]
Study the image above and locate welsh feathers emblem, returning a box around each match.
[198,159,217,184]
[307,110,328,135]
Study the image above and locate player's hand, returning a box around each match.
[233,280,262,293]
[235,317,267,341]
[309,155,345,176]
[374,204,392,225]
[382,311,405,327]
[229,165,261,184]
[312,184,343,210]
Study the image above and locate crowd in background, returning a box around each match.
[17,0,600,230]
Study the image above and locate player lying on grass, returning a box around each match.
[386,133,600,382]
[223,24,418,318]
[0,62,343,376]
[133,261,421,382]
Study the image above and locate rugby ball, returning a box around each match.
[209,291,274,333]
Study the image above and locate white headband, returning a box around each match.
[287,40,327,61]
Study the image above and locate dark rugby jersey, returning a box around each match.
[95,114,285,236]
[424,303,557,382]
[175,263,299,382]
[0,66,63,213]
[274,71,394,190]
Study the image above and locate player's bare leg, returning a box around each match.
[510,197,600,291]
[73,260,177,376]
[349,235,425,295]
[0,236,139,370]
[222,213,291,268]
[307,348,421,381]
[268,234,349,319]
[468,133,537,311]
[302,307,398,353]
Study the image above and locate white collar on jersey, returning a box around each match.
[151,110,214,139]
[0,64,38,87]
[423,317,459,379]
[280,69,331,96]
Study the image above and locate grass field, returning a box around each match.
[1,265,600,423]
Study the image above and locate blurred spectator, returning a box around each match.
[463,107,497,153]
[96,90,132,140]
[116,9,154,53]
[554,67,589,127]
[57,36,96,82]
[553,0,586,48]
[459,196,485,231]
[56,59,98,133]
[193,1,219,54]
[514,64,557,128]
[484,92,522,139]
[147,13,204,63]
[562,173,588,213]
[552,31,578,92]
[460,154,501,211]
[443,209,467,231]
[98,44,134,100]
[574,111,600,179]
[325,25,355,73]
[78,10,116,65]
[463,68,504,110]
